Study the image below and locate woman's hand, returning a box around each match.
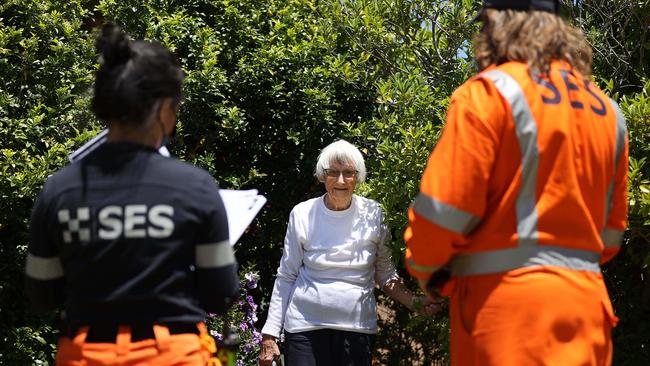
[382,277,444,317]
[258,334,281,366]
[411,295,444,316]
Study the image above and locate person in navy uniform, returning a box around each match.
[25,23,239,365]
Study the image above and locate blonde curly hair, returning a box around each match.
[474,9,592,76]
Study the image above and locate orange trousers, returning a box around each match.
[446,266,618,366]
[56,323,214,366]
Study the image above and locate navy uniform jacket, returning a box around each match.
[25,142,239,324]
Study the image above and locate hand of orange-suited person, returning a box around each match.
[412,295,445,316]
[258,334,281,366]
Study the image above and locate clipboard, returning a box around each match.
[218,189,267,246]
[68,128,170,162]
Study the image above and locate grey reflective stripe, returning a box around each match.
[610,98,627,175]
[603,99,627,226]
[407,257,440,273]
[412,192,480,234]
[195,240,235,268]
[25,253,64,280]
[450,246,601,276]
[601,228,624,248]
[481,70,539,246]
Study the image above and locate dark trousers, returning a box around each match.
[284,329,375,366]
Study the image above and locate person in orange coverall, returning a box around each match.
[404,1,628,365]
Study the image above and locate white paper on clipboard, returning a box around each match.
[68,129,266,245]
[218,189,266,246]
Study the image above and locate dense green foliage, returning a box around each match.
[1,0,648,365]
[0,1,96,364]
[604,80,650,366]
[568,0,650,95]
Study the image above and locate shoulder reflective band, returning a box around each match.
[195,240,235,268]
[602,99,627,248]
[481,70,540,246]
[25,253,64,280]
[450,245,601,276]
[412,192,480,235]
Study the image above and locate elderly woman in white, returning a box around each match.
[258,140,439,366]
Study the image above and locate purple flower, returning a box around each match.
[239,322,248,331]
[245,272,260,289]
[252,329,263,344]
[246,295,257,310]
[236,360,244,366]
[210,329,223,341]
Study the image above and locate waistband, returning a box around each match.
[450,245,601,277]
[61,322,204,343]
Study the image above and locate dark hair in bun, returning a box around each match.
[92,23,184,124]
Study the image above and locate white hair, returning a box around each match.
[314,139,366,182]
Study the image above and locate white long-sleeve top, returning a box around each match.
[261,194,400,337]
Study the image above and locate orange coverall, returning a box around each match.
[56,323,216,366]
[405,61,628,365]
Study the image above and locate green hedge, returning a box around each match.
[1,0,648,365]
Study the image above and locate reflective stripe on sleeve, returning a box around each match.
[25,253,64,280]
[481,70,540,246]
[450,245,601,276]
[406,257,440,273]
[601,228,624,248]
[195,240,235,268]
[412,192,480,235]
[603,99,628,225]
[610,98,628,173]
